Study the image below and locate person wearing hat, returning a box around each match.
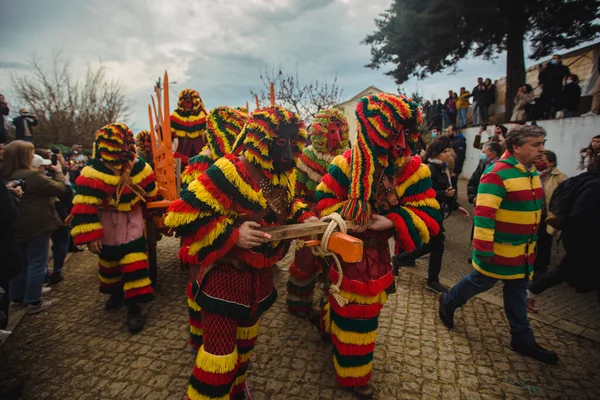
[13,109,38,142]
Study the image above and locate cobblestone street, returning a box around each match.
[2,190,600,399]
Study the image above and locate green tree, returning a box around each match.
[363,0,600,120]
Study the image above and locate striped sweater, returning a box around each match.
[473,152,543,279]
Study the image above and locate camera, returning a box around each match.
[51,147,59,166]
[480,123,487,130]
[8,178,26,191]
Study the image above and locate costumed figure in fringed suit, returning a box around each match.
[69,123,158,333]
[136,129,153,167]
[164,106,316,400]
[177,106,249,348]
[315,94,441,398]
[171,89,208,164]
[286,108,350,317]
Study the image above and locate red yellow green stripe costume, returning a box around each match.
[165,106,314,400]
[315,94,441,391]
[171,89,208,163]
[287,109,350,315]
[70,123,158,305]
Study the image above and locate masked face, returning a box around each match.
[183,97,193,110]
[271,123,299,172]
[326,120,342,153]
[389,129,408,160]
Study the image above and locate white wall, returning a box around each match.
[460,116,600,179]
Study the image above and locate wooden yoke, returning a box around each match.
[147,71,178,210]
[257,221,370,263]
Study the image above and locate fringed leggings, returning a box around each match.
[98,236,153,304]
[188,311,259,400]
[323,289,387,388]
[286,247,325,313]
[188,280,203,348]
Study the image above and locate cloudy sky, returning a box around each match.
[1,0,527,132]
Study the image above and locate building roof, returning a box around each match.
[335,85,384,108]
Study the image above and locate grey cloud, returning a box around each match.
[0,61,30,70]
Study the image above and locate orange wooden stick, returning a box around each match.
[269,82,275,106]
[255,94,259,109]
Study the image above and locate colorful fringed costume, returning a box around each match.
[136,129,153,166]
[178,106,249,348]
[69,123,158,332]
[287,108,350,315]
[165,106,314,400]
[315,94,441,392]
[171,89,208,164]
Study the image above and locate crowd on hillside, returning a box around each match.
[422,54,600,131]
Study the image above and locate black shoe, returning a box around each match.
[392,253,416,270]
[438,293,454,329]
[104,292,124,311]
[47,273,64,286]
[509,341,559,365]
[343,384,374,399]
[127,304,145,334]
[426,281,449,294]
[308,309,330,342]
[467,257,472,264]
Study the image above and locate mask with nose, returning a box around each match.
[326,120,342,153]
[389,129,408,160]
[270,123,299,172]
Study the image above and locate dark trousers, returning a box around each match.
[51,226,69,276]
[534,220,552,276]
[405,230,445,284]
[444,271,535,345]
[479,105,490,123]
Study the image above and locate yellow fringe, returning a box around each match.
[73,194,103,206]
[333,357,373,378]
[339,289,387,306]
[188,218,233,256]
[320,201,344,217]
[194,345,238,374]
[98,275,121,284]
[99,259,120,268]
[130,163,154,185]
[71,222,103,237]
[403,198,441,210]
[120,252,148,265]
[215,157,266,207]
[333,154,351,177]
[245,151,272,171]
[80,165,121,186]
[238,351,253,364]
[164,209,203,228]
[123,277,152,291]
[232,373,248,390]
[188,179,222,212]
[323,302,331,334]
[236,322,259,340]
[395,163,430,198]
[190,325,203,336]
[290,199,308,216]
[187,386,229,400]
[188,297,202,312]
[331,321,378,345]
[402,206,431,244]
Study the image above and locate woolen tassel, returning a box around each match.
[194,346,238,375]
[340,199,371,226]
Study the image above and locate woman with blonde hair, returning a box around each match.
[1,140,66,314]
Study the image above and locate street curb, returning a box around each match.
[402,267,600,344]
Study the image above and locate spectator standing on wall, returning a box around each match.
[534,150,567,277]
[538,54,570,119]
[578,135,600,172]
[0,95,9,144]
[456,87,471,128]
[478,79,496,124]
[560,74,581,118]
[582,52,600,116]
[512,85,536,122]
[471,78,484,126]
[13,109,38,143]
[443,91,457,129]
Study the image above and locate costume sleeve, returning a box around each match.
[385,162,441,253]
[288,198,315,223]
[180,154,213,189]
[130,161,158,200]
[165,157,252,267]
[315,153,351,216]
[472,170,506,258]
[70,166,105,245]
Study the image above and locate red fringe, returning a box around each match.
[399,156,421,181]
[289,262,318,281]
[124,285,153,299]
[167,198,199,214]
[199,174,233,210]
[236,338,257,348]
[300,153,327,176]
[296,210,315,223]
[329,269,393,297]
[192,366,238,387]
[316,198,342,214]
[120,260,148,273]
[195,229,240,270]
[100,281,122,291]
[189,318,203,329]
[387,212,416,253]
[401,187,436,204]
[71,204,99,215]
[406,206,441,237]
[73,229,104,245]
[76,176,113,193]
[331,335,375,356]
[322,174,347,201]
[173,152,190,164]
[234,246,282,269]
[337,373,372,388]
[329,300,382,319]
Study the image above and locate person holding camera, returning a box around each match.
[13,109,38,143]
[0,140,66,314]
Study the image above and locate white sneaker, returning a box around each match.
[581,111,598,117]
[42,287,51,295]
[27,300,56,315]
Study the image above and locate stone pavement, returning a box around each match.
[1,232,600,399]
[403,182,600,342]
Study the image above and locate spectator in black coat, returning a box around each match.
[561,74,581,118]
[0,95,9,144]
[13,109,38,142]
[467,142,503,205]
[477,78,496,124]
[527,156,600,311]
[538,54,570,119]
[445,124,467,193]
[471,78,484,126]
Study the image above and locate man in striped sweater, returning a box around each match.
[439,125,559,364]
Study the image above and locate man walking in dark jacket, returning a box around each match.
[446,124,467,193]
